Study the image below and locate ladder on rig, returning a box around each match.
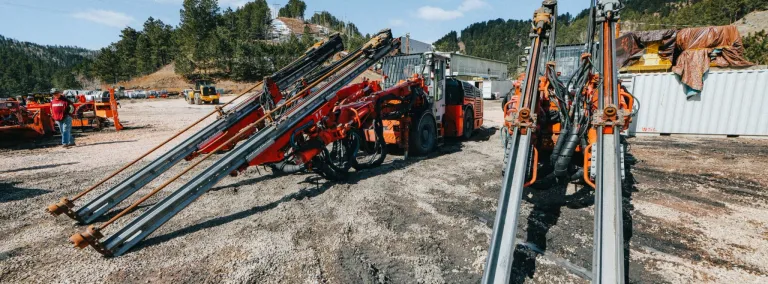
[69,30,399,257]
[47,35,344,224]
[482,0,627,283]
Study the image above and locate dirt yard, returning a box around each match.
[1,97,767,283]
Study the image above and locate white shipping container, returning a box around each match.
[620,69,768,137]
[481,80,513,100]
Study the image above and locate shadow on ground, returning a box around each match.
[136,137,469,253]
[0,181,52,203]
[506,143,638,283]
[0,162,79,174]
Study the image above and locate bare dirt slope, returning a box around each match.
[106,63,254,94]
[1,99,767,283]
[736,10,768,36]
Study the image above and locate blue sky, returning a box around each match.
[0,0,588,50]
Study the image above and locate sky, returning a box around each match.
[0,0,588,50]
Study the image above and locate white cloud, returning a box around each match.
[416,6,463,21]
[219,0,248,8]
[416,0,488,21]
[154,0,246,8]
[71,9,134,28]
[458,0,489,12]
[389,19,405,27]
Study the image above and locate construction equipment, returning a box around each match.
[376,52,484,155]
[183,79,220,105]
[484,0,635,283]
[47,31,401,257]
[46,33,344,225]
[0,97,55,139]
[24,90,123,132]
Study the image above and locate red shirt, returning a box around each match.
[51,97,73,121]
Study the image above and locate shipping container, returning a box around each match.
[481,80,513,100]
[399,37,433,55]
[437,52,509,80]
[620,69,768,137]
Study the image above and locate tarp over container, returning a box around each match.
[617,29,677,67]
[672,25,754,93]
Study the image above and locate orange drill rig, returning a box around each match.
[485,0,637,283]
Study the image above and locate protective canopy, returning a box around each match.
[617,29,677,67]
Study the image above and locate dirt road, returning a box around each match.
[1,97,767,283]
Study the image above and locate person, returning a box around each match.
[50,88,76,147]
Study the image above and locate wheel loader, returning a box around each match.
[184,79,220,105]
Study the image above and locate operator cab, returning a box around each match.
[195,80,217,97]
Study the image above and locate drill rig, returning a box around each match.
[46,30,402,257]
[484,0,635,283]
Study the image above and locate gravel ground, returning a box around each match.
[1,97,767,283]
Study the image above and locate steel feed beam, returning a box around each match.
[72,37,343,224]
[593,12,625,283]
[483,32,544,283]
[101,42,395,256]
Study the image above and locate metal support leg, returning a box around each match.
[593,131,625,283]
[482,131,532,283]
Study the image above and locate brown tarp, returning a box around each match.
[672,25,754,92]
[616,29,677,67]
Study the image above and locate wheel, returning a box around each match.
[213,99,220,104]
[353,128,386,171]
[491,94,496,100]
[312,131,359,181]
[409,112,437,156]
[462,107,474,140]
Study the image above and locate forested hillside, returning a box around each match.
[93,0,368,84]
[0,36,95,97]
[2,0,368,97]
[435,0,768,70]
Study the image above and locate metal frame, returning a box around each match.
[71,37,344,224]
[99,41,397,256]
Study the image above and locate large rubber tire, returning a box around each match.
[213,99,220,104]
[462,107,474,140]
[409,112,437,156]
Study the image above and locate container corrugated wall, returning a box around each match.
[445,53,509,80]
[621,69,768,136]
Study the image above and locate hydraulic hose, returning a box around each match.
[554,124,582,178]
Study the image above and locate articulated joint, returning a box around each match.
[596,0,622,22]
[46,198,75,218]
[505,108,538,135]
[532,8,552,35]
[70,225,111,256]
[592,104,629,127]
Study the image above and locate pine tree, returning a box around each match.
[278,0,307,19]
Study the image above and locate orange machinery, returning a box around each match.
[25,89,123,132]
[0,97,55,139]
[372,52,484,156]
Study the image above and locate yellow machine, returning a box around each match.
[184,80,220,105]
